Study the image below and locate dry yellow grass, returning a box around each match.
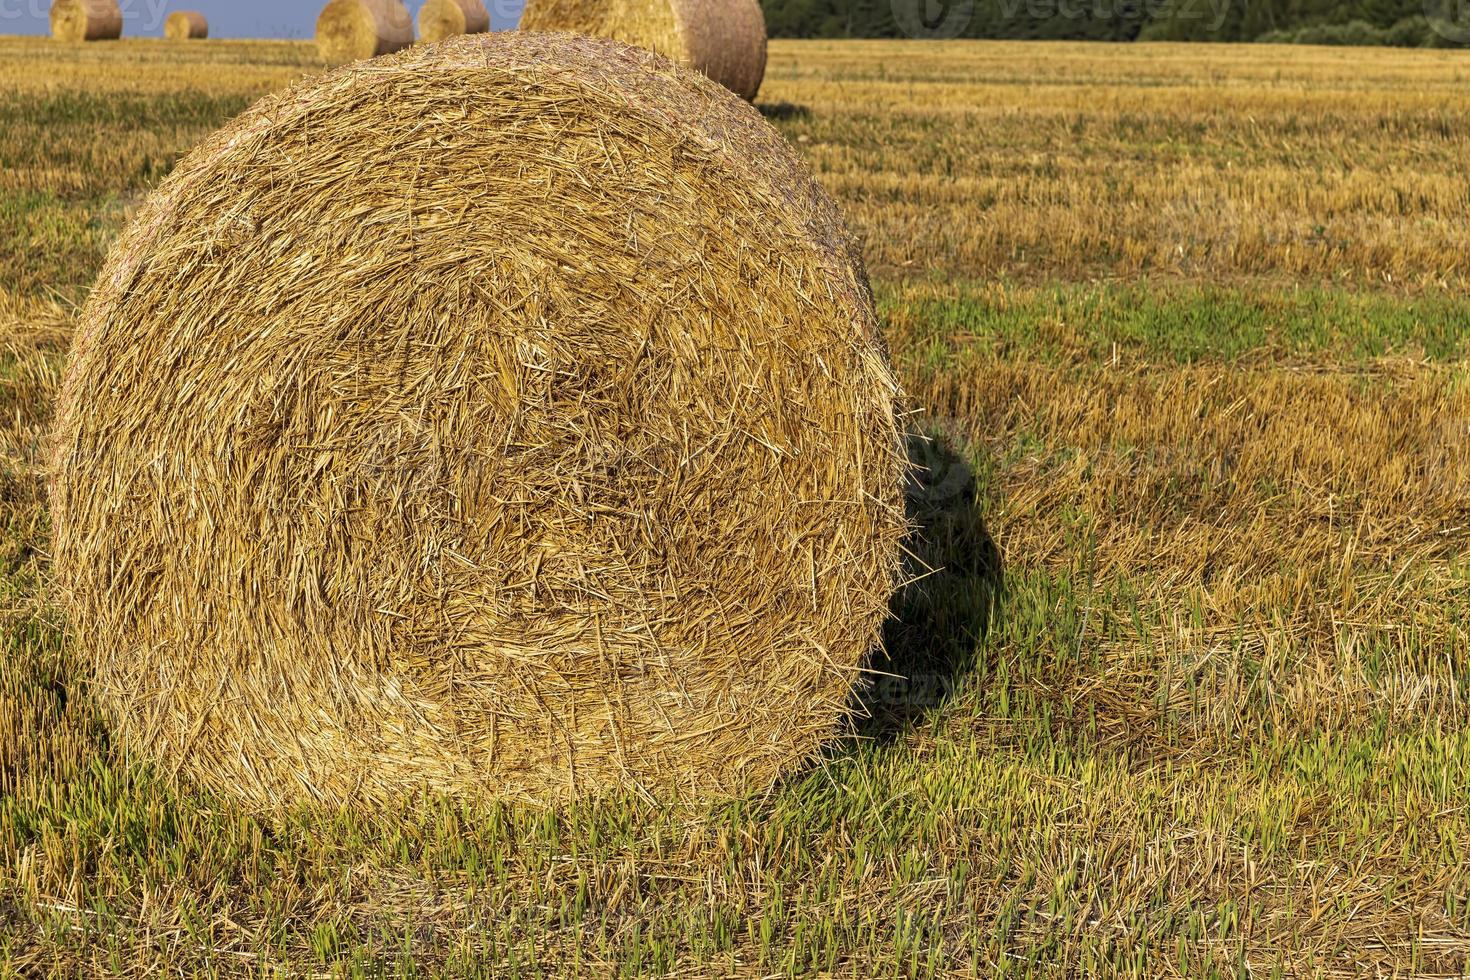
[758,40,1470,287]
[2,34,1470,977]
[5,38,1470,289]
[889,279,1470,759]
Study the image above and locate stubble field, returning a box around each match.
[2,35,1469,977]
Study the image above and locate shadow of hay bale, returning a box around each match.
[861,429,1003,744]
[758,102,811,121]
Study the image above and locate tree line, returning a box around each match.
[760,0,1468,45]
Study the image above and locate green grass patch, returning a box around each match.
[883,280,1470,367]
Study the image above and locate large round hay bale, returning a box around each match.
[418,0,489,41]
[519,0,767,102]
[316,0,413,63]
[49,0,122,41]
[51,33,906,810]
[164,10,208,40]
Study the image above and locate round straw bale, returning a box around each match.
[418,0,489,41]
[519,0,767,102]
[49,0,122,41]
[316,0,413,63]
[164,10,208,40]
[51,33,905,810]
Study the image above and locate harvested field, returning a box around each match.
[0,34,1468,977]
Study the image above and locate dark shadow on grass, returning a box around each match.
[859,428,1003,745]
[758,101,811,121]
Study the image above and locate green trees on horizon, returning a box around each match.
[759,0,1467,44]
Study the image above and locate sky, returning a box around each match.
[2,0,530,38]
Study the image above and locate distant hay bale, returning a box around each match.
[49,0,122,41]
[316,0,413,63]
[418,0,489,42]
[164,11,208,40]
[51,33,906,810]
[519,0,767,101]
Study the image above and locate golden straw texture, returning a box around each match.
[519,0,767,101]
[316,0,413,63]
[418,0,489,41]
[50,32,907,810]
[163,11,208,40]
[49,0,122,41]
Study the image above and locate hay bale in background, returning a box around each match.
[51,33,906,810]
[418,0,489,42]
[49,0,122,41]
[519,0,768,102]
[316,0,413,63]
[164,10,208,40]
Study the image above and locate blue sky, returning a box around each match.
[1,1,529,37]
